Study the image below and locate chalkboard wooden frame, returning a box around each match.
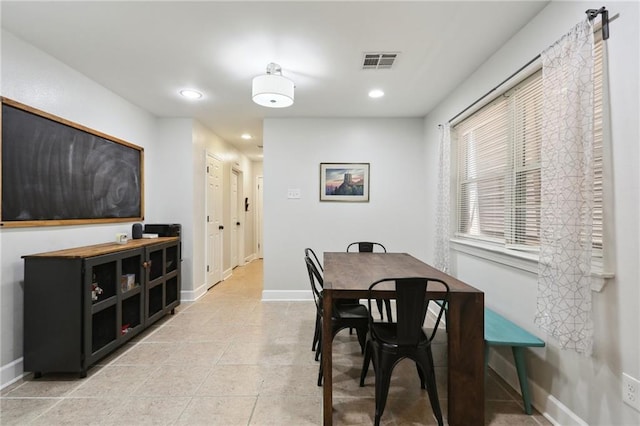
[1,97,144,227]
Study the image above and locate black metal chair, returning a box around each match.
[305,247,363,356]
[359,277,450,426]
[346,242,392,321]
[305,248,324,354]
[346,241,387,254]
[305,255,369,386]
[305,247,324,273]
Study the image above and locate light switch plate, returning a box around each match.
[287,188,301,199]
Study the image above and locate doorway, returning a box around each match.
[256,175,264,259]
[230,169,244,269]
[206,153,223,288]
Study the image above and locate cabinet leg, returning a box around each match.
[33,372,42,379]
[171,308,176,315]
[80,370,87,378]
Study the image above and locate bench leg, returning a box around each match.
[512,347,533,415]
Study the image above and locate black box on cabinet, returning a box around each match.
[143,224,181,237]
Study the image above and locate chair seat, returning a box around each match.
[370,322,429,347]
[335,298,362,307]
[334,303,368,320]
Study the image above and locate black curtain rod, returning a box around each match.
[447,53,540,124]
[447,7,611,125]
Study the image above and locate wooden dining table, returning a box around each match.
[322,252,485,426]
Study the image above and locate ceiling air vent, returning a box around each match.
[362,52,398,70]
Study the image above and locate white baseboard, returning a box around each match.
[488,348,586,426]
[1,357,25,390]
[261,290,312,301]
[223,268,233,281]
[181,281,209,302]
[244,253,256,263]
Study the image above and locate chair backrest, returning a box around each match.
[367,277,449,346]
[346,241,387,253]
[304,255,324,313]
[304,247,323,272]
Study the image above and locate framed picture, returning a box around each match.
[320,162,370,202]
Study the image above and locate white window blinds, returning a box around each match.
[456,94,510,244]
[592,31,604,250]
[455,34,603,252]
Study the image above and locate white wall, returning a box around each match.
[146,118,195,295]
[262,118,426,299]
[0,30,158,386]
[423,2,639,425]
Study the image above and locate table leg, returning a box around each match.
[322,290,333,426]
[447,293,484,425]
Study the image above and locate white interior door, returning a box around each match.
[230,170,239,269]
[206,154,223,288]
[256,176,263,259]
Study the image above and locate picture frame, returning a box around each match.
[320,162,370,202]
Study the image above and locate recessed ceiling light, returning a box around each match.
[368,89,385,98]
[241,133,252,140]
[179,89,203,99]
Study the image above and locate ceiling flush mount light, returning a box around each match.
[179,89,202,99]
[368,89,385,99]
[252,63,294,108]
[241,133,252,140]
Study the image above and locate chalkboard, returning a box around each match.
[1,98,144,227]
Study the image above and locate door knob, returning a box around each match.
[219,225,224,230]
[236,222,241,226]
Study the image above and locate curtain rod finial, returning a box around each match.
[586,6,609,40]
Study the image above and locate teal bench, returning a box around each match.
[434,301,545,415]
[483,307,545,415]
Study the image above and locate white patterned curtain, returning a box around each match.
[434,124,451,273]
[535,19,595,355]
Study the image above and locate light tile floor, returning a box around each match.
[1,259,551,425]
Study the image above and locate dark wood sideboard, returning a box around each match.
[22,237,181,378]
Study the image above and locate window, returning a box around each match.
[454,34,604,254]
